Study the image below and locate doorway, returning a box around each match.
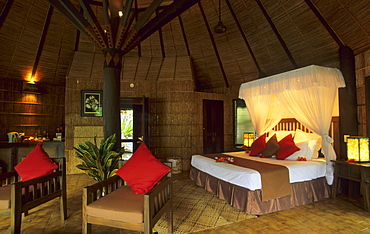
[120,97,148,159]
[203,99,224,154]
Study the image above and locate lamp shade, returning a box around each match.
[347,136,370,162]
[243,132,255,148]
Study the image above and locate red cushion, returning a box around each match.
[116,143,171,194]
[14,142,58,181]
[276,134,300,160]
[249,133,266,156]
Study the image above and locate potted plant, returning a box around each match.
[74,133,125,182]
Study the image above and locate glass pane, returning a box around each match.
[120,109,133,140]
[235,100,254,145]
[121,142,133,160]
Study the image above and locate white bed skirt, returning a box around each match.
[189,166,331,215]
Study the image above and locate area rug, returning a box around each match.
[154,180,256,233]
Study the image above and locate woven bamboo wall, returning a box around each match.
[65,51,239,174]
[355,49,370,137]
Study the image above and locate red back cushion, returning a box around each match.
[249,133,266,156]
[14,142,58,181]
[276,134,300,160]
[116,143,171,194]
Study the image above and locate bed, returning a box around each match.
[190,65,345,215]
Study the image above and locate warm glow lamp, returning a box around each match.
[347,136,370,162]
[243,132,255,148]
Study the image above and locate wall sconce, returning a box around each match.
[243,132,255,148]
[22,81,41,94]
[347,136,370,162]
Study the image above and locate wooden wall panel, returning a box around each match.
[0,79,65,143]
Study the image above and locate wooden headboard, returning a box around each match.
[272,117,340,155]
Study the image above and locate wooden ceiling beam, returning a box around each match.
[198,1,229,88]
[304,0,344,47]
[119,0,164,51]
[78,0,108,48]
[32,5,53,79]
[225,0,265,78]
[0,0,14,30]
[156,10,165,58]
[47,0,88,32]
[123,0,199,53]
[178,15,190,56]
[115,0,134,49]
[46,0,104,48]
[255,0,298,69]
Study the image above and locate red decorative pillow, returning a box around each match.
[276,134,300,160]
[116,143,171,194]
[14,142,58,181]
[249,133,267,156]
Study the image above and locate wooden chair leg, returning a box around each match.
[82,219,91,234]
[60,192,67,221]
[167,205,173,233]
[11,183,22,234]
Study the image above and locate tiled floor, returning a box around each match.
[1,172,369,233]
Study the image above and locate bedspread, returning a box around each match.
[200,153,291,201]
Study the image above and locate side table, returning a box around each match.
[331,160,370,211]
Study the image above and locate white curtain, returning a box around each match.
[275,86,339,184]
[244,94,286,136]
[239,65,346,184]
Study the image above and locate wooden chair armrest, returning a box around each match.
[83,175,125,205]
[144,176,173,227]
[0,171,19,186]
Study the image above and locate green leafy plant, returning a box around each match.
[74,133,125,182]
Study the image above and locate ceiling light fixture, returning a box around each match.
[214,0,226,34]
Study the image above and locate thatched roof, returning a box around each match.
[0,0,369,91]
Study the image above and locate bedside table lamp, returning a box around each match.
[347,136,370,162]
[243,132,255,148]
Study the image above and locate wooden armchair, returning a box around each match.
[82,174,173,234]
[0,157,67,234]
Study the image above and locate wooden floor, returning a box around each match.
[1,172,369,234]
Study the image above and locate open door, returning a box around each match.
[120,97,148,159]
[203,100,224,154]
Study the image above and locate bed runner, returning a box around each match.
[201,154,292,201]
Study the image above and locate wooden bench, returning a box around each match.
[82,174,173,234]
[0,157,67,234]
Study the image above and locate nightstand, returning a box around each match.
[331,160,370,211]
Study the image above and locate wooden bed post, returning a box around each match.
[339,46,358,160]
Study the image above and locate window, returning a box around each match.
[120,97,148,160]
[120,109,134,160]
[234,99,254,146]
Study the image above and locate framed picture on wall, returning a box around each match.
[81,90,103,117]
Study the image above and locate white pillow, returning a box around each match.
[294,129,322,159]
[268,130,295,141]
[285,141,309,160]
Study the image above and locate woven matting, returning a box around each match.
[154,180,256,233]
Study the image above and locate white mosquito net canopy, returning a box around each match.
[239,65,345,184]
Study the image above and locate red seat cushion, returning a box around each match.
[249,133,266,156]
[14,142,58,181]
[116,143,171,194]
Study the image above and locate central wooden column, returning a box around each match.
[338,46,358,159]
[103,48,122,150]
